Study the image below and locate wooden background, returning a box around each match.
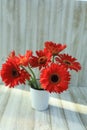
[0,0,87,88]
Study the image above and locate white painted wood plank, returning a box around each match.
[0,86,87,130]
[49,97,69,130]
[70,87,87,129]
[59,88,87,130]
[0,88,22,130]
[30,0,39,50]
[60,0,68,42]
[25,0,33,49]
[53,0,63,42]
[0,86,11,121]
[1,0,8,57]
[48,0,56,41]
[43,0,50,41]
[0,87,35,130]
[6,0,15,51]
[18,0,27,54]
[34,110,51,130]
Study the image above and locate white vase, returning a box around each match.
[30,87,49,111]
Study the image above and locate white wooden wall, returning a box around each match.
[0,0,87,88]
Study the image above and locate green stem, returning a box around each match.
[21,66,29,74]
[52,55,55,63]
[28,65,38,88]
[28,65,36,79]
[21,65,38,88]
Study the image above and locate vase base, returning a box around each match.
[30,87,49,111]
[31,105,49,111]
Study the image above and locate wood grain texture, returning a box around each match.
[0,85,87,130]
[0,0,87,88]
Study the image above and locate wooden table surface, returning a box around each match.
[0,85,87,130]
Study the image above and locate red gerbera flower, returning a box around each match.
[56,54,81,72]
[0,58,30,87]
[45,41,66,55]
[29,49,51,69]
[40,63,70,93]
[8,50,20,65]
[18,50,32,66]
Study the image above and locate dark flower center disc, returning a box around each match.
[64,60,71,65]
[12,69,19,77]
[38,56,47,64]
[51,74,59,83]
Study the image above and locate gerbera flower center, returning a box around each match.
[64,60,71,65]
[12,69,19,77]
[38,56,47,64]
[51,74,60,83]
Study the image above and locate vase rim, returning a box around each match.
[30,86,45,91]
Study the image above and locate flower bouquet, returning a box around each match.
[0,41,81,110]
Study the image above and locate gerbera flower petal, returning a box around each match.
[29,56,38,68]
[8,50,20,65]
[9,50,15,57]
[18,50,32,66]
[56,54,81,71]
[40,63,71,93]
